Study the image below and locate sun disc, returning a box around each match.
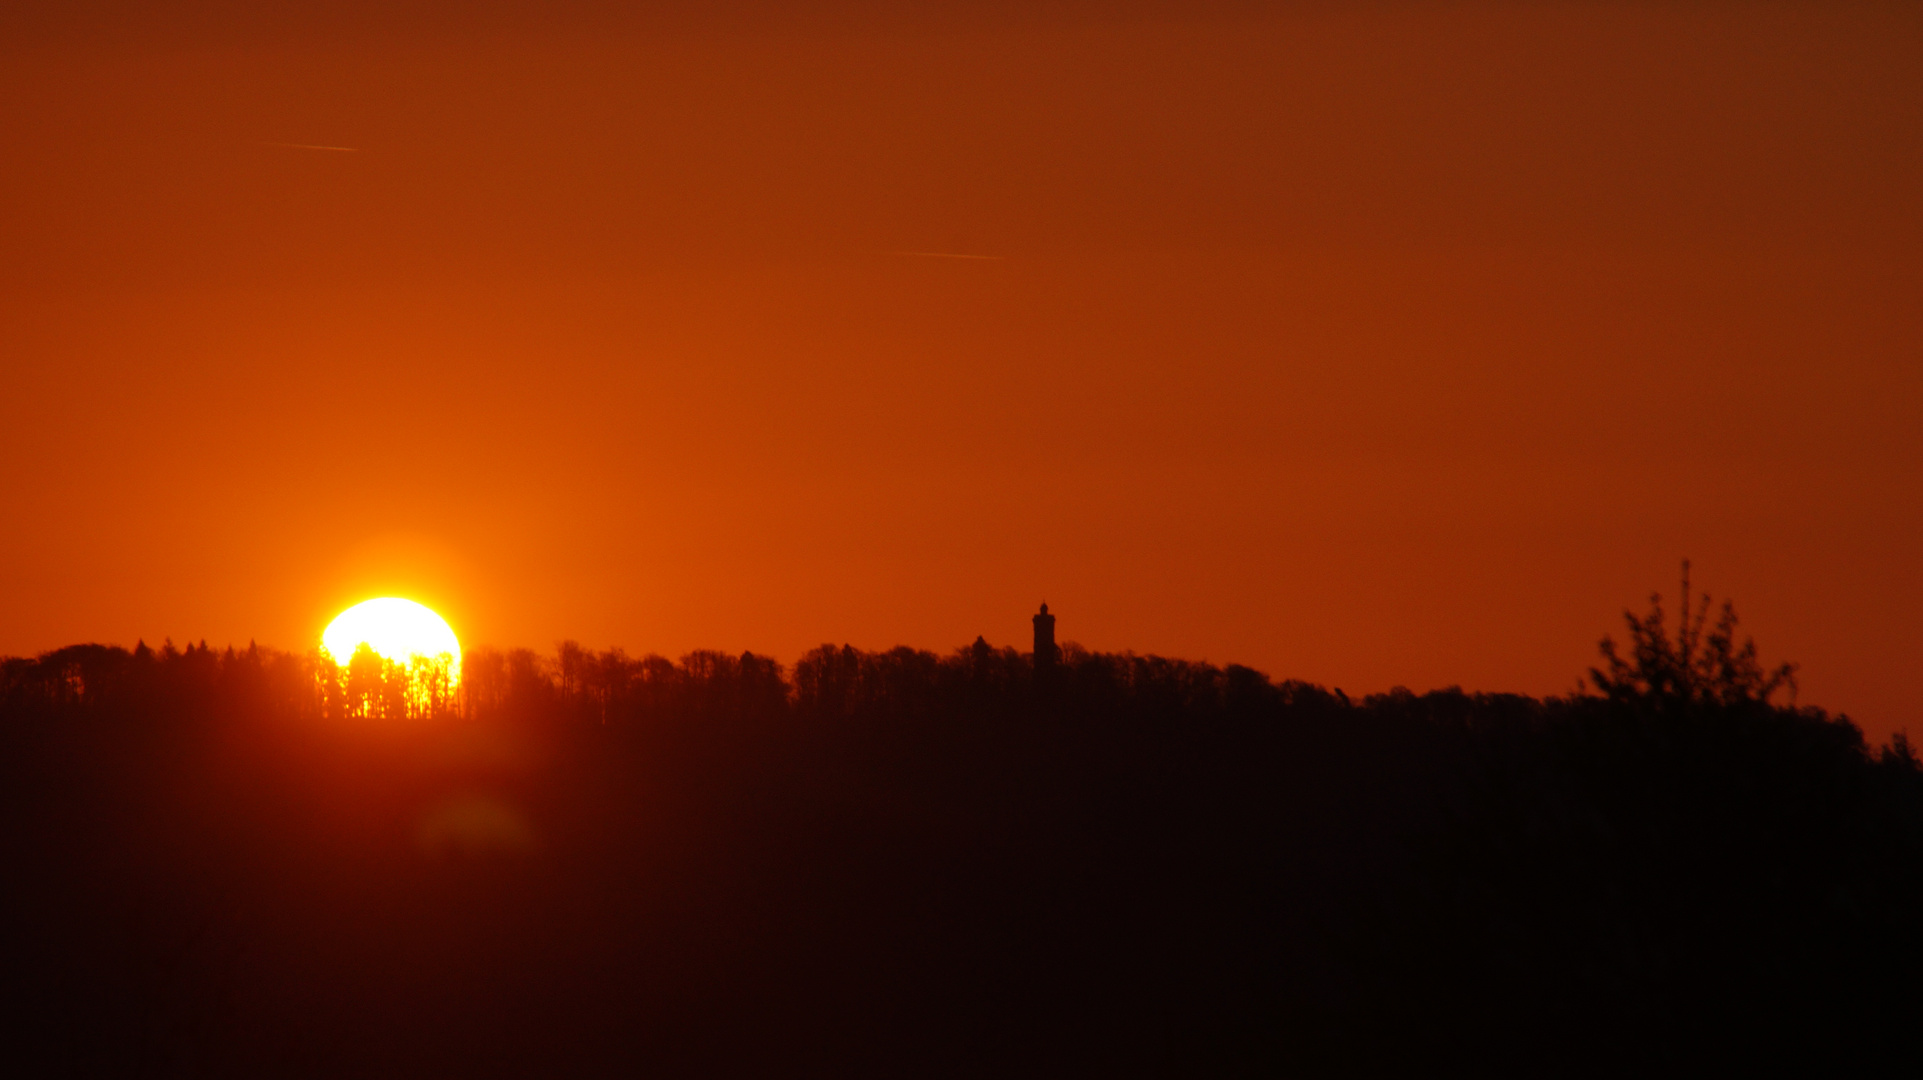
[322,598,462,685]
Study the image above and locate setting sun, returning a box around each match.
[321,598,462,686]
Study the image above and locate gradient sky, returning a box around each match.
[3,2,1919,739]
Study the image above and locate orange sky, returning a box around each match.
[3,2,1919,740]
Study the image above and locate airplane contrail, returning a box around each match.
[890,251,1005,261]
[259,142,363,152]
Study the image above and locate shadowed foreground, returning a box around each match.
[4,626,1921,1076]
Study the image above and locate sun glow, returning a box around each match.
[322,598,462,688]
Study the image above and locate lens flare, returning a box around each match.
[322,598,462,686]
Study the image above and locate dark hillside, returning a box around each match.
[2,630,1919,1076]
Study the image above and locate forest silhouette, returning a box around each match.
[3,576,1921,1075]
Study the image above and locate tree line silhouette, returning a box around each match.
[2,637,1309,728]
[2,577,1920,1075]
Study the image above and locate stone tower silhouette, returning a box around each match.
[1032,603,1058,667]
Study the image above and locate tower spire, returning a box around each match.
[1032,602,1058,668]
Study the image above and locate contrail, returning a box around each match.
[890,251,1005,261]
[259,142,363,152]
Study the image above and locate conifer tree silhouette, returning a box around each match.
[1588,559,1797,711]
